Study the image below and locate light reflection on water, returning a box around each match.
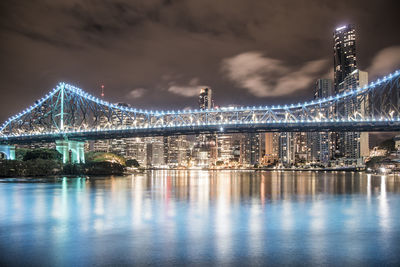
[0,171,400,266]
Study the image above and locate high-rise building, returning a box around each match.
[333,24,357,92]
[163,135,189,167]
[232,137,244,164]
[310,79,334,164]
[338,69,369,164]
[199,88,213,110]
[244,133,262,166]
[279,132,295,166]
[263,133,279,164]
[295,132,308,164]
[193,134,217,167]
[126,137,147,165]
[145,137,164,167]
[217,134,234,164]
[333,24,359,163]
[315,79,334,99]
[195,87,217,167]
[279,132,309,166]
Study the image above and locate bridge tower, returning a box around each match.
[0,145,16,160]
[54,84,85,164]
[56,139,85,164]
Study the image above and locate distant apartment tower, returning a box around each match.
[333,24,357,92]
[199,88,213,110]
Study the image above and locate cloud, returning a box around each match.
[221,52,328,97]
[167,78,207,97]
[275,59,328,93]
[367,46,400,78]
[127,88,146,99]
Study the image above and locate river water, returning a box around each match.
[0,170,400,266]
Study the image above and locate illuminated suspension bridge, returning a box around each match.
[0,70,399,162]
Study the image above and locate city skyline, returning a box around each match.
[1,67,399,168]
[1,2,400,266]
[0,0,399,124]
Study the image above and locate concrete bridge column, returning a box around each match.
[56,140,85,164]
[0,145,15,160]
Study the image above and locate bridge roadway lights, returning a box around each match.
[0,145,15,160]
[56,139,85,164]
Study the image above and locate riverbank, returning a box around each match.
[139,166,363,172]
[0,159,126,177]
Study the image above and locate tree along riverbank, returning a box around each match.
[0,159,126,177]
[0,149,136,177]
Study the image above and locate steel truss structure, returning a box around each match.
[1,70,400,144]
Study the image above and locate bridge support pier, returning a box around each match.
[56,140,85,164]
[0,145,15,160]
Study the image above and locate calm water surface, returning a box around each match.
[1,171,400,266]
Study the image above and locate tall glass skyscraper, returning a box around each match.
[333,24,357,92]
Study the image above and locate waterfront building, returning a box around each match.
[370,146,388,157]
[244,133,262,166]
[217,134,234,164]
[232,137,243,164]
[193,134,217,167]
[145,137,164,167]
[126,137,147,165]
[163,135,189,167]
[278,132,309,166]
[295,132,308,164]
[309,79,334,164]
[279,132,295,166]
[395,135,400,151]
[263,133,279,164]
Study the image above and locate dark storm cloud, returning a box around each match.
[0,0,399,123]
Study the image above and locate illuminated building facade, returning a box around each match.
[163,135,189,167]
[310,79,334,164]
[195,87,218,167]
[146,137,164,167]
[333,24,357,91]
[338,69,369,164]
[263,133,279,164]
[244,133,262,166]
[279,132,295,166]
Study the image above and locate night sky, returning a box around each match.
[1,0,399,136]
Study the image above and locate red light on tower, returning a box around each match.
[101,84,105,97]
